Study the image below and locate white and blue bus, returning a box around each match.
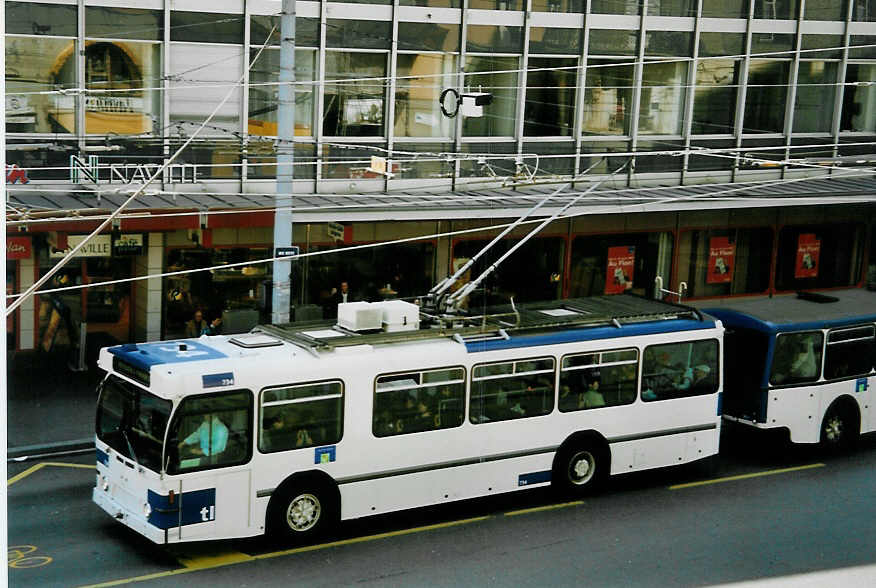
[93,295,723,544]
[699,289,876,448]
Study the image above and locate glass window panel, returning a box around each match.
[247,141,316,180]
[250,15,319,47]
[86,7,162,40]
[853,2,876,21]
[5,37,77,133]
[326,19,391,50]
[638,62,687,135]
[692,60,741,134]
[775,224,865,290]
[793,61,838,133]
[744,60,789,134]
[699,33,746,58]
[825,327,875,380]
[459,141,516,177]
[174,140,242,179]
[398,23,460,52]
[395,53,456,138]
[524,58,577,136]
[249,48,316,138]
[470,0,524,8]
[529,27,581,55]
[323,52,387,137]
[5,139,74,180]
[688,139,736,171]
[470,363,554,423]
[849,36,876,59]
[517,358,554,373]
[751,34,795,57]
[569,231,672,298]
[169,390,252,472]
[321,143,384,178]
[582,61,634,135]
[391,142,455,179]
[642,340,719,401]
[82,41,161,136]
[578,141,630,174]
[588,29,639,56]
[6,1,77,36]
[466,25,523,53]
[635,141,685,173]
[474,362,514,379]
[560,349,638,411]
[531,0,584,12]
[170,11,244,44]
[523,142,576,176]
[260,382,343,452]
[169,44,242,136]
[754,0,798,19]
[602,349,637,363]
[591,0,640,15]
[373,374,464,436]
[841,64,876,132]
[330,0,390,4]
[644,31,693,57]
[701,0,748,18]
[563,354,597,369]
[805,1,846,21]
[399,0,461,6]
[801,35,844,59]
[462,56,518,137]
[647,0,694,16]
[676,228,773,297]
[770,332,824,385]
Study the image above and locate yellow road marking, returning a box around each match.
[505,500,583,517]
[7,462,95,486]
[78,515,491,587]
[177,549,253,569]
[669,463,825,490]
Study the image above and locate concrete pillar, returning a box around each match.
[133,233,164,342]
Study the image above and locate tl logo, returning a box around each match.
[855,378,869,393]
[199,505,216,522]
[6,164,29,184]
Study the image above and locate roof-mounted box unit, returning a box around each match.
[337,301,383,332]
[379,300,420,333]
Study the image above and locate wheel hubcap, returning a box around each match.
[824,416,843,443]
[568,451,596,485]
[286,493,321,532]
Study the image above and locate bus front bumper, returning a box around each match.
[93,486,166,544]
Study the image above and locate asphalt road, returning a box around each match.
[8,429,876,587]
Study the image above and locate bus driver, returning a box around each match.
[179,413,229,458]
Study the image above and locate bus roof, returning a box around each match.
[696,289,876,334]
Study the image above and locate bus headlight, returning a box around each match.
[143,502,152,517]
[101,476,109,492]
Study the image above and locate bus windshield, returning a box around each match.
[96,375,172,472]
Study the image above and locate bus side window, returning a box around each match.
[259,381,343,453]
[770,332,823,385]
[560,349,637,412]
[471,358,555,423]
[373,368,465,437]
[641,340,718,401]
[824,326,875,380]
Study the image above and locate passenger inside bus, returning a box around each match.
[579,371,605,409]
[179,413,229,457]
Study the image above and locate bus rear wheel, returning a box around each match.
[820,403,859,451]
[268,483,336,543]
[553,441,607,495]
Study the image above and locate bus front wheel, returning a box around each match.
[820,402,859,451]
[268,481,337,543]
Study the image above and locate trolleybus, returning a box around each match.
[93,295,723,544]
[700,289,875,449]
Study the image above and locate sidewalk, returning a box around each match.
[7,347,103,456]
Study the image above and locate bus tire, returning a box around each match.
[820,399,860,451]
[552,438,608,496]
[267,477,338,543]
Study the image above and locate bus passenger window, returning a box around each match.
[259,381,343,453]
[373,368,465,437]
[168,390,252,473]
[471,358,555,423]
[770,332,823,385]
[824,326,875,380]
[642,340,718,401]
[560,349,637,412]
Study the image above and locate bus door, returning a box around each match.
[167,389,254,541]
[822,326,875,432]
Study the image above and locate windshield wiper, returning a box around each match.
[121,428,139,465]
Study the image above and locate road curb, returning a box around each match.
[8,438,94,460]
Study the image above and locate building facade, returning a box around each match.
[5,0,876,353]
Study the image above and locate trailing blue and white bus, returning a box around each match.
[699,289,876,449]
[93,295,723,544]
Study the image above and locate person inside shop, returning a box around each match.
[331,280,354,305]
[185,308,221,338]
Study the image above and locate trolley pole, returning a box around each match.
[272,0,296,324]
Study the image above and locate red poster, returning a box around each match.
[795,233,820,279]
[707,237,735,284]
[605,246,635,295]
[6,236,32,260]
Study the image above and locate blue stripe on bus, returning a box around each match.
[465,319,715,353]
[108,340,227,370]
[147,488,216,530]
[518,470,552,487]
[96,448,109,466]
